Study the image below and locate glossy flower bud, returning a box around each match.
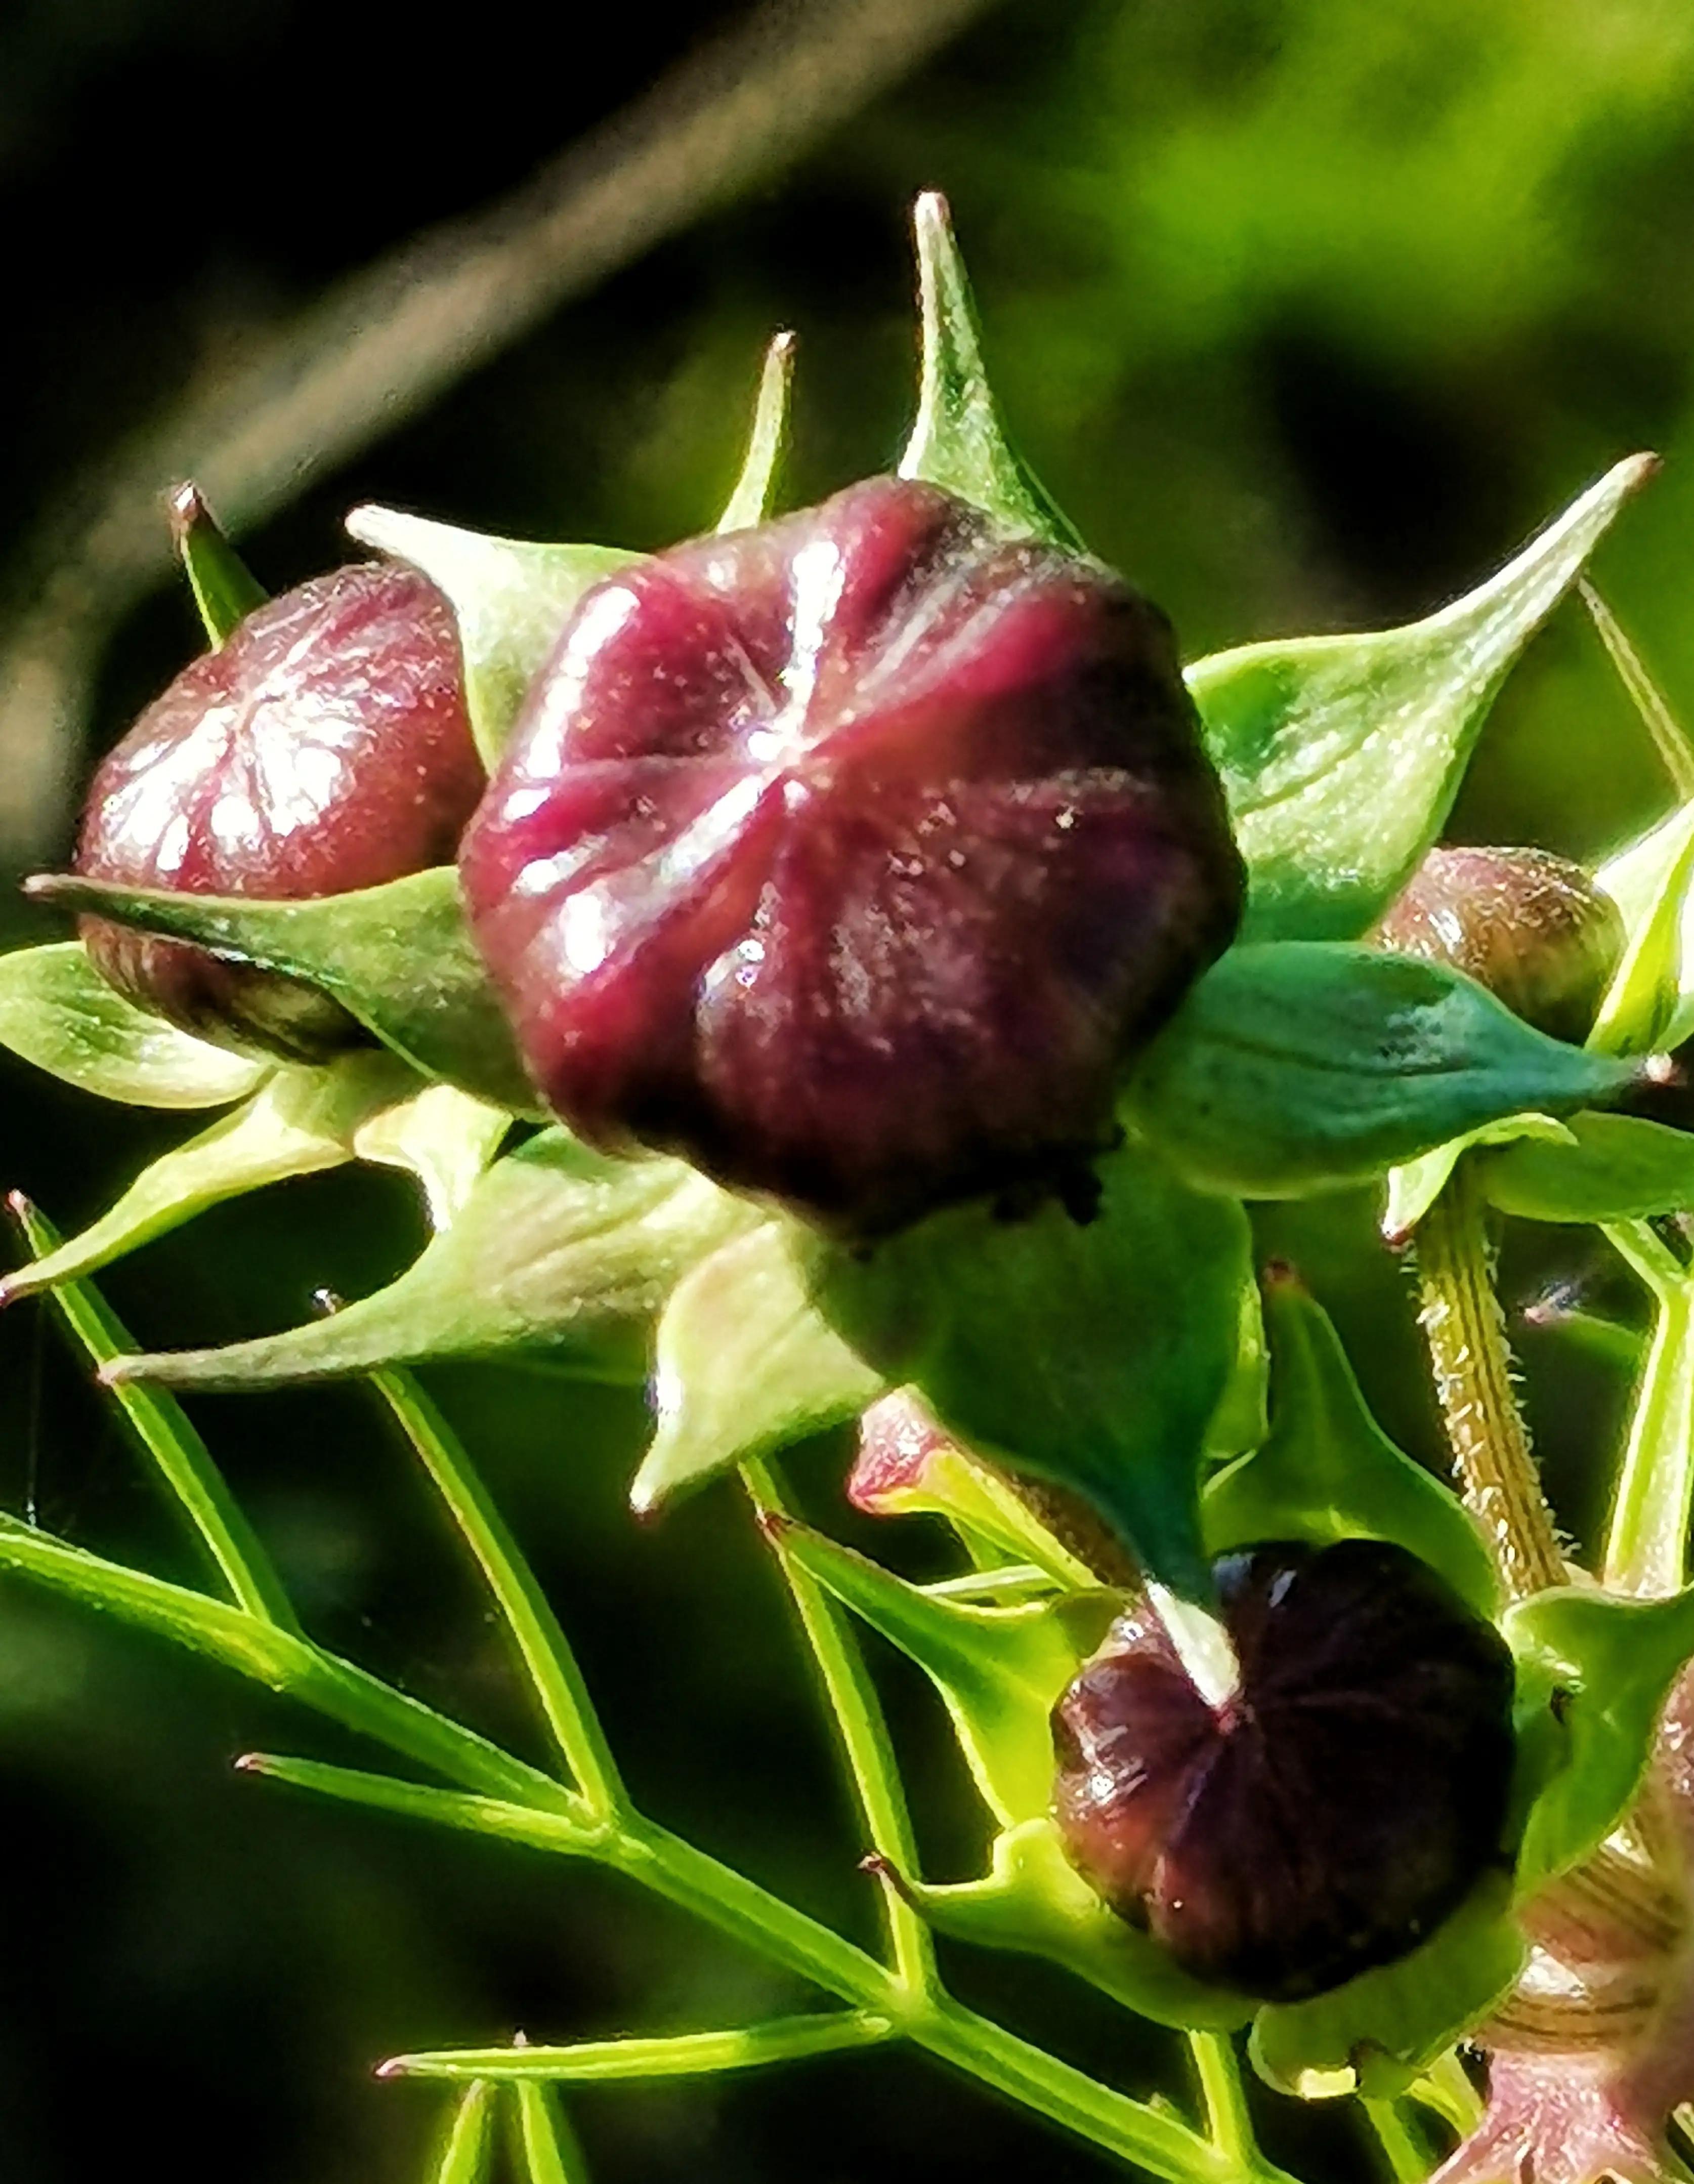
[1370,846,1623,1045]
[75,562,484,1060]
[460,477,1243,1235]
[1051,1538,1515,2002]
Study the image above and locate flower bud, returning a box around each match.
[1051,1538,1515,2002]
[460,476,1244,1236]
[1370,846,1623,1045]
[75,562,483,1060]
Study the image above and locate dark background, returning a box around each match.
[2,0,1691,2175]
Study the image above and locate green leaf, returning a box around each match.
[24,867,541,1116]
[1381,1114,1574,1245]
[897,192,1082,552]
[1505,1584,1694,1899]
[384,2013,894,2084]
[100,1128,753,1391]
[510,2083,588,2184]
[1249,1877,1524,2101]
[1485,1112,1694,1226]
[169,480,267,646]
[431,2083,497,2184]
[1203,1269,1499,1616]
[817,1139,1254,1602]
[0,1051,421,1303]
[904,1819,1253,2034]
[236,1753,596,1855]
[1604,1225,1694,1595]
[1588,801,1694,1055]
[0,941,269,1108]
[1599,800,1694,1054]
[1125,943,1641,1201]
[775,1519,1114,1825]
[717,331,796,533]
[1188,455,1657,943]
[346,506,639,767]
[352,1082,511,1229]
[631,1222,885,1515]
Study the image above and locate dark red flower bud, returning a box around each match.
[1370,846,1622,1045]
[75,562,483,1060]
[459,477,1243,1234]
[1051,1538,1515,2002]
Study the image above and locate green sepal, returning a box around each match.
[351,1083,511,1230]
[716,332,796,533]
[815,1139,1255,1603]
[773,1518,1116,1825]
[1188,455,1656,943]
[97,1128,753,1391]
[1504,1583,1694,1902]
[0,941,270,1109]
[1381,1114,1574,1244]
[1604,1226,1694,1596]
[0,1051,425,1304]
[1600,799,1694,1055]
[1588,801,1694,1056]
[897,193,1082,552]
[346,506,639,767]
[24,867,540,1117]
[1203,1270,1500,1617]
[1125,942,1642,1201]
[1486,1112,1694,1225]
[630,1220,884,1516]
[905,1818,1254,2034]
[169,481,267,647]
[1248,1876,1524,2102]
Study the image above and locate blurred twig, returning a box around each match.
[0,0,995,864]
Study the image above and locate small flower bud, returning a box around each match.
[75,563,483,1060]
[460,476,1243,1236]
[1051,1538,1515,2002]
[1370,846,1623,1045]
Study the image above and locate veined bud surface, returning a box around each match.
[1051,1538,1515,2002]
[76,562,483,1060]
[459,477,1243,1236]
[1370,845,1623,1045]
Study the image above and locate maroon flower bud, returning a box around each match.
[1370,846,1623,1045]
[459,477,1243,1235]
[1051,1538,1515,2002]
[75,562,484,1060]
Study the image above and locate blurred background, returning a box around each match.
[2,0,1693,2175]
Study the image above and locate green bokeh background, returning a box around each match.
[2,1,1690,2175]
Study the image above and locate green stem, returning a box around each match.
[1189,2033,1256,2168]
[372,1370,625,1813]
[1415,1162,1565,1600]
[1361,2098,1432,2184]
[742,1456,936,1995]
[1603,1223,1694,1595]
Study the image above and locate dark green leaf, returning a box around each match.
[1125,943,1641,1200]
[24,867,541,1116]
[1188,456,1656,942]
[1486,1112,1694,1225]
[816,1140,1254,1601]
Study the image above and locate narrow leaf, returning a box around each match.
[431,2083,497,2184]
[897,192,1081,551]
[169,480,267,646]
[1581,581,1694,800]
[1604,1227,1694,1597]
[101,1129,752,1390]
[511,2082,588,2184]
[25,867,541,1116]
[0,941,268,1108]
[236,1754,596,1855]
[1588,802,1694,1055]
[347,506,638,766]
[1486,1113,1694,1226]
[353,1083,511,1229]
[632,1222,884,1515]
[717,332,796,532]
[386,2014,893,2083]
[1189,455,1657,942]
[1125,943,1642,1202]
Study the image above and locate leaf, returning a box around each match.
[384,2014,893,2083]
[347,505,638,766]
[0,941,269,1108]
[236,1753,595,1855]
[0,1051,421,1302]
[1588,801,1694,1055]
[817,1139,1255,1602]
[1604,1226,1694,1596]
[431,2084,497,2184]
[1203,1269,1500,1616]
[631,1221,884,1515]
[1124,943,1642,1201]
[353,1083,511,1229]
[1485,1112,1694,1226]
[1249,1877,1524,2101]
[717,332,796,532]
[169,480,267,646]
[1505,1584,1694,1899]
[1188,455,1657,943]
[25,867,541,1116]
[904,1819,1253,2034]
[510,2084,588,2184]
[1381,1114,1574,1245]
[775,1519,1114,1825]
[897,192,1082,552]
[100,1128,753,1390]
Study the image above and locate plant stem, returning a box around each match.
[1415,1161,1564,1599]
[1189,2033,1256,2168]
[1361,2097,1432,2184]
[742,1456,937,1995]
